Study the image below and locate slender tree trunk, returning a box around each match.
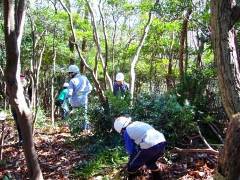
[81,4,88,74]
[98,0,109,90]
[32,43,45,130]
[211,0,240,179]
[178,8,192,81]
[196,31,205,68]
[112,20,117,82]
[3,0,43,179]
[59,0,108,107]
[51,34,56,126]
[86,0,113,91]
[149,55,153,92]
[130,11,154,100]
[166,32,175,90]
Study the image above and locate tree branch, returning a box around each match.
[171,147,219,155]
[197,125,215,151]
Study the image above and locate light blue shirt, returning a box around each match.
[68,74,92,108]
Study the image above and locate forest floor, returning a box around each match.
[0,120,218,180]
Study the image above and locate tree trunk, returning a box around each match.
[32,43,45,130]
[196,31,205,68]
[211,0,240,179]
[51,32,56,126]
[81,4,88,74]
[166,32,175,90]
[130,11,154,100]
[218,114,240,179]
[98,0,109,90]
[3,0,43,179]
[86,0,113,91]
[211,0,240,118]
[178,8,192,81]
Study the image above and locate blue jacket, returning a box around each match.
[68,74,92,107]
[113,81,129,96]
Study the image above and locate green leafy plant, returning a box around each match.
[132,93,197,145]
[35,107,48,128]
[65,107,86,136]
[73,146,128,179]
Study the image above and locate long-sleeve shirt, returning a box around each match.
[113,81,129,96]
[68,74,92,107]
[123,130,137,156]
[57,88,68,102]
[123,121,166,151]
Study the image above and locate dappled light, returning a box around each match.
[1,0,240,179]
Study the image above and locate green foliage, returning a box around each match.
[107,91,131,117]
[65,107,87,136]
[203,115,214,124]
[0,160,6,167]
[132,93,197,145]
[35,108,48,128]
[87,91,131,137]
[176,65,217,112]
[73,146,127,178]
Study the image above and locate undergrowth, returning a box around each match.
[72,146,128,179]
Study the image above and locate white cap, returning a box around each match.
[116,72,124,81]
[0,112,7,121]
[114,116,131,133]
[68,65,79,73]
[63,82,69,87]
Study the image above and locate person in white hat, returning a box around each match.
[56,82,70,119]
[67,65,92,131]
[113,72,129,97]
[114,116,166,178]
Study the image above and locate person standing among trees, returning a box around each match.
[68,65,92,132]
[113,72,129,97]
[56,82,69,119]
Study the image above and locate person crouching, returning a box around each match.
[114,116,166,178]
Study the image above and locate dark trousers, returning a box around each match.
[128,142,166,173]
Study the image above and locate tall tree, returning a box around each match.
[3,0,43,179]
[211,0,240,179]
[130,6,154,100]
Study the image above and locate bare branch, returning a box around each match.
[171,147,219,156]
[197,125,216,151]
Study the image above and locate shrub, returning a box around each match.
[65,107,86,136]
[132,93,197,145]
